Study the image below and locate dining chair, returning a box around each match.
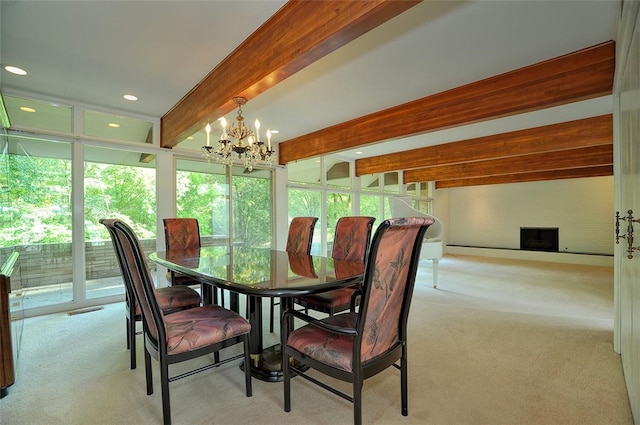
[100,219,202,370]
[294,216,374,316]
[106,219,252,425]
[163,218,224,306]
[282,216,435,425]
[269,216,318,332]
[285,216,319,254]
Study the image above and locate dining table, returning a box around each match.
[149,245,365,382]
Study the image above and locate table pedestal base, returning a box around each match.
[240,344,307,382]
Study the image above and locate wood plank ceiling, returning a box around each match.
[161,1,614,189]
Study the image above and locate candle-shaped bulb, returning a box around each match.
[219,117,227,139]
[267,129,272,150]
[254,119,260,142]
[205,123,211,146]
[248,135,254,146]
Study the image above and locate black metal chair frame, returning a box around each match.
[111,219,252,425]
[282,218,431,425]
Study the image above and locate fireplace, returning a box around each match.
[520,227,559,252]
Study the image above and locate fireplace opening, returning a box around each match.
[520,227,559,252]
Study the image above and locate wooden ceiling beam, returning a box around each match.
[403,144,613,183]
[160,0,421,149]
[355,114,612,176]
[434,165,613,189]
[278,41,614,165]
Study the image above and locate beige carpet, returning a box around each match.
[2,254,633,425]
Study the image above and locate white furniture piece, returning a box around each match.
[389,198,443,288]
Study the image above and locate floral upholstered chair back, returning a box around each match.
[358,216,434,362]
[331,216,375,263]
[286,217,318,254]
[163,218,201,251]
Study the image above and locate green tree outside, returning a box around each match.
[1,154,72,246]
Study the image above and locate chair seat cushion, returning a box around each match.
[133,286,200,316]
[165,304,251,355]
[287,312,358,372]
[296,287,357,311]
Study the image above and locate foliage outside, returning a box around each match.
[1,152,273,249]
[1,153,73,246]
[176,168,273,248]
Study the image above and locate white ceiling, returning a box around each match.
[0,0,619,162]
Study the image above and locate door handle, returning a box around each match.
[616,210,640,259]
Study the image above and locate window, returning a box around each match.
[3,94,72,133]
[327,191,351,254]
[175,161,273,248]
[83,109,154,144]
[176,159,229,246]
[288,188,322,254]
[360,194,383,231]
[84,145,156,300]
[288,159,434,252]
[0,132,73,308]
[325,158,351,189]
[360,173,380,192]
[1,92,162,314]
[0,93,167,316]
[288,158,321,186]
[232,166,272,248]
[383,172,400,193]
[405,181,432,214]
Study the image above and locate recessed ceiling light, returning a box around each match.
[4,65,27,76]
[19,106,36,113]
[270,130,279,134]
[108,122,120,128]
[355,151,363,155]
[123,94,138,101]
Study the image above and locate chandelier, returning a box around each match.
[201,96,276,171]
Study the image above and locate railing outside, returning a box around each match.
[0,235,229,292]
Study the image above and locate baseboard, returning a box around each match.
[445,246,613,267]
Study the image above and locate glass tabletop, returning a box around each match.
[149,246,365,297]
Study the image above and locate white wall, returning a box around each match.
[441,176,614,256]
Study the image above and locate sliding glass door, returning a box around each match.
[84,145,156,300]
[176,159,230,247]
[0,132,73,310]
[176,161,273,248]
[232,166,272,248]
